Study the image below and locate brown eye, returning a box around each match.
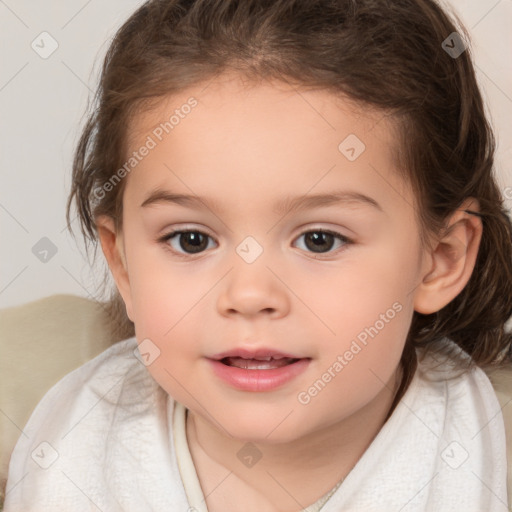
[295,230,350,254]
[163,230,214,254]
[304,232,335,253]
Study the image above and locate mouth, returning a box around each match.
[219,356,302,370]
[210,347,307,369]
[207,348,311,391]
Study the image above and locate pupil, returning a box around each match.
[181,232,207,253]
[305,232,334,253]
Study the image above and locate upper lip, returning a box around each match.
[210,348,304,360]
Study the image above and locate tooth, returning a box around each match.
[224,357,296,369]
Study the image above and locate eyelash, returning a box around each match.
[158,227,353,259]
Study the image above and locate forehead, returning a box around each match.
[122,73,412,213]
[127,73,394,155]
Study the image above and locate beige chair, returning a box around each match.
[1,294,511,509]
[0,294,124,508]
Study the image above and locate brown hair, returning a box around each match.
[66,0,512,407]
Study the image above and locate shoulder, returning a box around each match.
[19,336,158,440]
[415,340,495,398]
[28,336,145,415]
[413,340,505,434]
[5,337,153,478]
[8,336,138,436]
[4,337,185,510]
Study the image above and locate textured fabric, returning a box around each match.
[173,401,209,512]
[4,338,189,511]
[319,346,509,511]
[3,337,508,511]
[486,364,512,501]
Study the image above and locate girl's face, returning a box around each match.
[109,74,432,442]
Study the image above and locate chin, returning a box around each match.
[219,410,308,445]
[232,427,300,445]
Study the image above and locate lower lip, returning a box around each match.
[207,358,310,392]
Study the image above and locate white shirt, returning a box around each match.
[3,337,508,511]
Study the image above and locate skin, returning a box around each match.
[97,72,482,512]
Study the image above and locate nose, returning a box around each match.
[216,256,290,319]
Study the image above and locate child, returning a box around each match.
[4,0,512,510]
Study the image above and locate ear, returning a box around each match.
[96,215,134,322]
[414,198,483,314]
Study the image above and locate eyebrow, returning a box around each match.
[140,188,383,215]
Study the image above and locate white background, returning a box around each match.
[1,0,511,308]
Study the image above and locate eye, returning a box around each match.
[158,227,351,258]
[294,229,351,255]
[160,229,216,255]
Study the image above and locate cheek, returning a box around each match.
[125,248,223,370]
[302,289,411,424]
[131,278,202,344]
[127,259,208,397]
[124,244,198,337]
[311,250,416,341]
[307,246,418,391]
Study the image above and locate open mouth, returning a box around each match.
[209,353,311,391]
[220,356,301,370]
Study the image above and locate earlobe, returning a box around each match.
[413,198,483,315]
[96,215,134,322]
